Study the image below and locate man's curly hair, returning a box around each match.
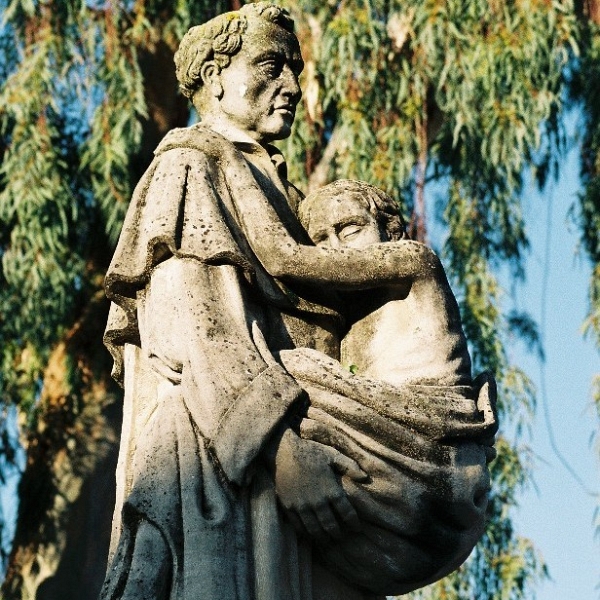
[299,180,408,242]
[175,3,295,100]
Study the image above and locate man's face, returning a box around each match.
[304,193,385,249]
[216,19,303,144]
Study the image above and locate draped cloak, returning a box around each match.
[101,124,343,600]
[101,123,498,600]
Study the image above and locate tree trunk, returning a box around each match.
[2,40,189,598]
[134,40,190,179]
[585,0,600,23]
[36,411,120,600]
[1,292,120,600]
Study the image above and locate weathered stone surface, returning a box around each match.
[281,180,497,595]
[100,4,498,599]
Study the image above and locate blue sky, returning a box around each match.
[421,110,600,599]
[510,114,599,599]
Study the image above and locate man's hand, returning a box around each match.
[273,428,367,541]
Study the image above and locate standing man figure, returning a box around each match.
[102,4,377,599]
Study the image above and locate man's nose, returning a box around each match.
[281,64,302,102]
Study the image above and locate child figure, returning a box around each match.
[298,179,472,388]
[275,179,497,595]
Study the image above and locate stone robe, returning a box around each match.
[102,124,346,600]
[279,348,497,596]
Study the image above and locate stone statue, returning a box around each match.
[100,4,498,600]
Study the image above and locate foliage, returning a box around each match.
[0,0,595,598]
[279,0,576,595]
[0,0,233,411]
[572,3,600,542]
[574,19,600,404]
[0,0,231,595]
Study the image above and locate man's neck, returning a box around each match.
[200,115,264,147]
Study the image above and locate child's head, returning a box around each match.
[299,180,407,249]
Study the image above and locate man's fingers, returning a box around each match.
[299,419,369,483]
[331,495,361,532]
[313,505,343,540]
[329,450,368,482]
[295,497,361,540]
[299,508,326,540]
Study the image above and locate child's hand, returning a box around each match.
[380,240,443,280]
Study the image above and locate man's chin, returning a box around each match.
[262,116,294,142]
[261,127,293,144]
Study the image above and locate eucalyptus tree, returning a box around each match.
[0,2,234,596]
[279,2,576,598]
[573,0,600,545]
[0,0,589,598]
[575,2,600,417]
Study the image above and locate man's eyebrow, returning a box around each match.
[252,50,303,73]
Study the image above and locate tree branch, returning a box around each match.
[306,127,344,193]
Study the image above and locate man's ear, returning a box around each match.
[200,61,223,99]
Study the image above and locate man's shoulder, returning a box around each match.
[154,124,232,163]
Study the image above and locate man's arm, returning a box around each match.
[151,130,439,291]
[143,257,366,537]
[269,427,366,540]
[142,257,305,486]
[213,148,441,289]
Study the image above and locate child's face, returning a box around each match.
[305,193,384,249]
